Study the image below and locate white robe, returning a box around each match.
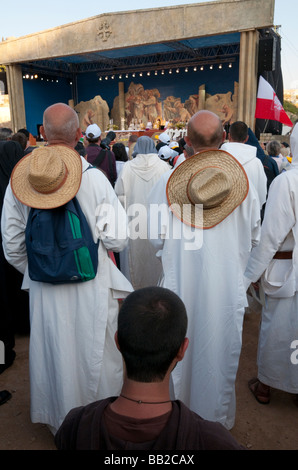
[221,142,267,208]
[244,125,298,393]
[115,153,169,290]
[1,157,133,433]
[148,165,261,430]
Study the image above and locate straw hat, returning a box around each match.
[11,145,82,209]
[166,149,249,229]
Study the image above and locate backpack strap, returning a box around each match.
[92,148,108,169]
[106,150,116,187]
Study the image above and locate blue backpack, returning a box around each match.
[25,196,99,284]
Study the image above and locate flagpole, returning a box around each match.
[263,119,269,133]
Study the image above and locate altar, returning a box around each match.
[105,127,187,145]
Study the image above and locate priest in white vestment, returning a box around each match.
[115,136,169,290]
[244,123,298,404]
[221,120,267,209]
[148,111,261,430]
[1,104,133,435]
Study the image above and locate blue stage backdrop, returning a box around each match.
[23,59,239,136]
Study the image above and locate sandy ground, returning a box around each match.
[0,298,297,451]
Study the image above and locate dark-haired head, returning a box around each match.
[117,287,188,382]
[113,142,128,162]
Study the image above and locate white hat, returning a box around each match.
[86,124,101,139]
[158,145,179,161]
[158,132,171,144]
[169,141,179,150]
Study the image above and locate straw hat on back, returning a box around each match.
[166,149,249,229]
[11,145,82,209]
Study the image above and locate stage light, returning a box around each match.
[126,74,129,78]
[161,70,165,75]
[147,71,150,76]
[105,76,108,80]
[119,74,122,79]
[99,77,102,81]
[210,65,213,70]
[200,66,204,71]
[219,64,222,69]
[176,68,179,73]
[155,70,158,75]
[193,66,197,71]
[229,63,232,68]
[185,67,188,72]
[169,69,172,74]
[132,73,135,77]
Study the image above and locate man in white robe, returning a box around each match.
[1,103,133,435]
[221,120,267,210]
[115,136,169,290]
[148,110,261,430]
[244,123,298,404]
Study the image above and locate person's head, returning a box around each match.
[116,287,188,383]
[17,128,30,140]
[266,140,281,157]
[112,142,128,162]
[178,137,186,154]
[158,132,171,145]
[132,136,158,157]
[85,123,102,144]
[128,134,138,146]
[11,132,27,150]
[40,103,81,147]
[228,121,248,143]
[75,141,87,158]
[158,145,179,163]
[185,110,225,152]
[0,127,13,141]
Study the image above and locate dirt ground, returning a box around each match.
[0,298,297,451]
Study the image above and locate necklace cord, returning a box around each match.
[120,394,172,405]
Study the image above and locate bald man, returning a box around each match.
[1,103,133,435]
[185,110,226,152]
[147,109,261,430]
[40,102,82,147]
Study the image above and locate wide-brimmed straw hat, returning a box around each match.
[166,149,249,229]
[11,145,82,209]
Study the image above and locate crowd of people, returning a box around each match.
[0,103,297,450]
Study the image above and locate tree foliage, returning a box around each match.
[284,99,298,116]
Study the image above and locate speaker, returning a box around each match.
[258,36,277,72]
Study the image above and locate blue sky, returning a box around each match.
[1,0,297,89]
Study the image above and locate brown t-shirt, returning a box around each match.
[104,404,172,443]
[55,397,245,450]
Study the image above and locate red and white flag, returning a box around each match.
[255,76,293,127]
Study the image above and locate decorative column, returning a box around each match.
[6,65,26,132]
[118,82,126,129]
[237,30,259,131]
[198,84,206,110]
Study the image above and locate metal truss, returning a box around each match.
[21,42,240,79]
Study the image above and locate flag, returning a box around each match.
[255,76,293,127]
